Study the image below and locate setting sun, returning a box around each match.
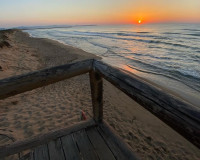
[138,20,142,24]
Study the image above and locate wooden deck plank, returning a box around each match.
[34,144,49,160]
[1,121,139,160]
[98,121,139,160]
[73,130,99,160]
[61,135,81,160]
[0,119,95,158]
[48,138,65,160]
[97,127,126,160]
[86,127,116,160]
[97,123,139,160]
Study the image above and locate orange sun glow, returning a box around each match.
[138,20,142,24]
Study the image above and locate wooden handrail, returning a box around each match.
[0,59,199,150]
[0,120,96,158]
[0,59,93,100]
[93,60,200,148]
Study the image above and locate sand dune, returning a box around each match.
[0,30,199,160]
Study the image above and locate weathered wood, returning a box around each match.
[34,144,49,160]
[98,121,139,160]
[89,70,103,122]
[19,152,34,160]
[86,127,116,160]
[0,119,96,158]
[0,59,93,100]
[61,135,81,160]
[94,60,200,148]
[48,138,65,160]
[1,58,199,152]
[73,130,99,160]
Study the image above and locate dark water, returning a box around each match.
[26,24,200,106]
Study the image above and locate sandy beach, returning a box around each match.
[0,30,199,160]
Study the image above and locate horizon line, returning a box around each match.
[1,22,200,29]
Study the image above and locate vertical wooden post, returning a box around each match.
[89,70,103,122]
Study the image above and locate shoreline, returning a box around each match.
[26,30,200,109]
[119,64,200,109]
[0,30,199,160]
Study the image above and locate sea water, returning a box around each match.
[25,24,200,107]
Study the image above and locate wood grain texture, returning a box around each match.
[73,130,99,160]
[0,119,96,158]
[34,144,49,160]
[61,135,81,160]
[48,139,65,160]
[0,59,93,100]
[94,60,200,149]
[86,127,115,160]
[19,152,34,160]
[89,70,103,122]
[0,57,199,157]
[98,121,139,160]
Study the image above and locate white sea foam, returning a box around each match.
[26,24,200,94]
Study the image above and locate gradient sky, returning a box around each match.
[1,0,200,27]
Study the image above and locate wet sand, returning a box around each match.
[0,30,199,160]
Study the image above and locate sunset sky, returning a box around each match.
[1,0,200,27]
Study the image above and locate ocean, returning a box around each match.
[25,24,200,107]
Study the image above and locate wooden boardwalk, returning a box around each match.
[18,120,138,160]
[0,59,199,159]
[32,126,123,160]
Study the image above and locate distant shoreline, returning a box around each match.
[0,29,199,159]
[25,27,200,108]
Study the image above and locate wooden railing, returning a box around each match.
[0,59,199,149]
